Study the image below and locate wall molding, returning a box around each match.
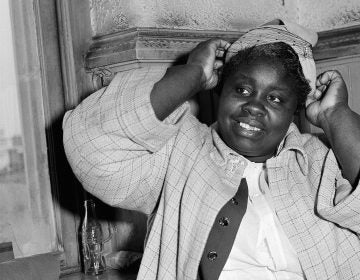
[86,28,242,69]
[86,28,242,89]
[86,25,360,89]
[314,25,360,60]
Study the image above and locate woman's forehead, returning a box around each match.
[227,57,288,82]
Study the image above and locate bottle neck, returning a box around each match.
[84,199,98,222]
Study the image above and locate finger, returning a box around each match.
[316,70,342,86]
[305,94,317,107]
[215,39,231,50]
[316,72,330,87]
[208,38,231,52]
[213,59,224,70]
[316,84,327,93]
[313,88,323,99]
[215,49,225,58]
[205,73,220,90]
[305,87,320,107]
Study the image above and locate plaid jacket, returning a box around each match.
[63,66,360,280]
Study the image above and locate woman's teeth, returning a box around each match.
[239,122,261,131]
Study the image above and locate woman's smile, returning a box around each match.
[233,119,265,138]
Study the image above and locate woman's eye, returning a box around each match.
[268,95,282,104]
[236,88,251,96]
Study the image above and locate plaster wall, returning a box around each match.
[299,0,360,31]
[90,0,360,36]
[90,0,297,36]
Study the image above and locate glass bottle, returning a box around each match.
[81,199,106,275]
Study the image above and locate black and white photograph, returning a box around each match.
[1,1,360,279]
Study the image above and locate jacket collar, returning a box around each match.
[275,123,308,175]
[210,123,247,166]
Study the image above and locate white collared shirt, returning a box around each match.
[219,160,304,280]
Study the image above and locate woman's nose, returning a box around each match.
[242,98,266,117]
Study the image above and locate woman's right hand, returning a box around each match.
[187,38,231,90]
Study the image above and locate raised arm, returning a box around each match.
[150,39,230,120]
[306,70,360,185]
[63,39,230,214]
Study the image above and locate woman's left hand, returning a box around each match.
[305,70,349,127]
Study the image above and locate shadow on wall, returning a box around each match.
[47,113,147,272]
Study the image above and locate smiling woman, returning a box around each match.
[217,42,311,162]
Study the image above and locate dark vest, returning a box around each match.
[198,178,248,280]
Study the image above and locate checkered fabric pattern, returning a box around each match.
[63,66,360,280]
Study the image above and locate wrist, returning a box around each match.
[184,63,207,91]
[318,103,351,129]
[169,64,205,92]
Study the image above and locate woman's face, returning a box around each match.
[217,57,298,163]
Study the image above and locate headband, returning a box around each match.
[225,19,318,95]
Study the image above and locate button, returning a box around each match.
[231,198,238,205]
[219,217,230,226]
[207,251,217,261]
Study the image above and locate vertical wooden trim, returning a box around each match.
[33,0,82,272]
[56,0,93,109]
[55,0,95,273]
[56,0,78,109]
[32,0,66,259]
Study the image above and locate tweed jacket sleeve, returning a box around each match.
[63,66,191,214]
[305,136,360,234]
